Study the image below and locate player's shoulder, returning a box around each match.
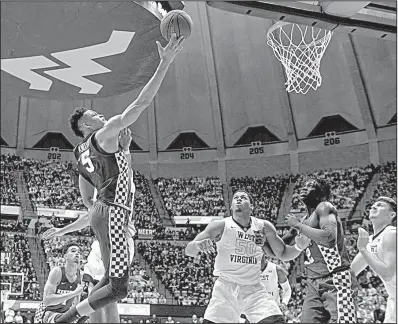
[48,266,63,282]
[316,201,337,216]
[208,218,226,229]
[383,226,397,242]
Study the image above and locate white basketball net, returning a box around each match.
[267,22,332,94]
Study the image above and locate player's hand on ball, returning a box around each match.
[42,227,63,240]
[284,214,301,229]
[156,33,184,64]
[119,128,132,151]
[357,227,369,251]
[295,234,311,250]
[196,238,215,254]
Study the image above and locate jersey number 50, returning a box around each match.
[81,149,95,173]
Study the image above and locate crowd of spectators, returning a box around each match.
[152,226,203,241]
[134,172,161,229]
[1,154,22,206]
[0,233,41,301]
[3,310,35,323]
[0,220,29,233]
[138,241,214,306]
[230,175,291,222]
[23,159,84,210]
[290,165,375,213]
[156,177,226,217]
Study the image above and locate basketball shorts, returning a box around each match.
[384,296,396,323]
[43,311,82,323]
[89,201,132,278]
[301,270,357,323]
[204,277,282,323]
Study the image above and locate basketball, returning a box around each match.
[160,10,193,41]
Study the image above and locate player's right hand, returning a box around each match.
[73,285,84,296]
[42,227,63,240]
[295,233,311,250]
[156,33,184,64]
[195,238,215,254]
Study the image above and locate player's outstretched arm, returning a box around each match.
[96,34,184,141]
[43,267,83,306]
[42,213,90,240]
[357,228,396,281]
[185,220,224,257]
[263,221,308,261]
[285,202,338,248]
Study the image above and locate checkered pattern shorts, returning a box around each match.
[34,301,45,323]
[318,244,342,273]
[109,151,130,278]
[332,270,357,323]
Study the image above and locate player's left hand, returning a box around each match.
[357,227,370,251]
[284,213,301,229]
[254,230,266,245]
[119,128,132,151]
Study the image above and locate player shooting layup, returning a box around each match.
[352,197,396,323]
[185,190,309,323]
[51,34,184,323]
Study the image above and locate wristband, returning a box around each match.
[294,244,304,252]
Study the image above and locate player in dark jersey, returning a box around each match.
[34,242,83,323]
[53,34,184,323]
[282,178,357,323]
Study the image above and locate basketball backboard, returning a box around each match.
[206,1,396,41]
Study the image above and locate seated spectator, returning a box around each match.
[0,154,22,206]
[157,177,226,217]
[0,233,41,301]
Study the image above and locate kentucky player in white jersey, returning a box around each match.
[185,190,310,323]
[259,258,291,311]
[351,197,396,323]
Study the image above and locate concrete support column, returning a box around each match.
[290,151,299,175]
[368,139,380,166]
[16,97,28,156]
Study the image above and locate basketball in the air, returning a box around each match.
[160,10,193,41]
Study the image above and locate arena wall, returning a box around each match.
[350,36,396,127]
[1,90,19,147]
[226,155,291,179]
[378,139,397,164]
[155,161,218,178]
[298,144,370,173]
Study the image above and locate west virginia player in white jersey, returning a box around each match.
[259,258,291,311]
[185,190,310,323]
[352,196,396,323]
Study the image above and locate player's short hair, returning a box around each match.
[69,107,88,138]
[304,176,330,201]
[232,189,253,204]
[376,196,397,213]
[62,242,80,256]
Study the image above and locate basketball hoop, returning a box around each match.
[1,287,15,312]
[267,21,332,94]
